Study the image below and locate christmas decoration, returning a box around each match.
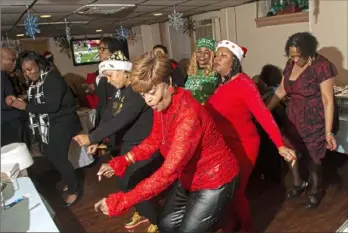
[65,18,71,43]
[1,34,22,54]
[183,18,196,37]
[127,30,137,45]
[168,7,184,30]
[24,7,40,39]
[115,25,129,41]
[54,36,71,58]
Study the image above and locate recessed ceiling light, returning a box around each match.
[40,15,52,18]
[96,29,103,32]
[154,13,163,16]
[16,34,25,37]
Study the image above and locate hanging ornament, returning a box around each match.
[168,6,185,30]
[183,18,196,37]
[1,33,22,54]
[127,30,137,46]
[24,6,40,39]
[54,36,71,58]
[115,25,129,41]
[65,18,71,43]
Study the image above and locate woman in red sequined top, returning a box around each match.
[94,52,240,232]
[205,40,296,232]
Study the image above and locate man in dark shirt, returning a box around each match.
[1,47,23,146]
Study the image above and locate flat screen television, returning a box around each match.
[70,38,101,66]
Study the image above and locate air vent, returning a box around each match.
[74,4,135,15]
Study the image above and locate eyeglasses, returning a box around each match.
[97,46,108,52]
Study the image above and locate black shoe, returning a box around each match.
[305,190,324,209]
[286,181,308,199]
[63,193,81,207]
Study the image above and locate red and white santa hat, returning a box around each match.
[216,40,247,62]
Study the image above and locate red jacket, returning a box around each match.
[106,88,239,217]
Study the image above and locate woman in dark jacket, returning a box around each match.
[7,51,82,206]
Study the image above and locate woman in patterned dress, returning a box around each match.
[185,38,219,104]
[267,32,338,208]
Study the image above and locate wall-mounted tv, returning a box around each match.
[70,38,100,66]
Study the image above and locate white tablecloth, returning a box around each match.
[336,113,348,154]
[1,177,59,232]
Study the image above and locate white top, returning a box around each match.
[1,177,59,232]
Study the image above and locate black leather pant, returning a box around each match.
[159,175,239,232]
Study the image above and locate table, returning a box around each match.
[1,177,59,232]
[336,113,348,154]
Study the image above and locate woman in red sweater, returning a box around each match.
[205,40,296,232]
[94,52,240,232]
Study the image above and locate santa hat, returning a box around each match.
[43,51,53,61]
[216,40,247,62]
[99,50,132,75]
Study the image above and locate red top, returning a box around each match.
[106,88,239,217]
[85,72,99,109]
[205,73,284,148]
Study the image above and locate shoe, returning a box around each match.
[286,180,308,199]
[63,193,80,207]
[124,212,149,229]
[147,224,159,233]
[305,189,324,209]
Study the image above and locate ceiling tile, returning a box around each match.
[1,6,27,14]
[32,5,82,13]
[0,0,35,6]
[138,0,187,6]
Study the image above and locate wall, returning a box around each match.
[310,0,348,86]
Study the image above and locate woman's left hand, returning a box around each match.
[73,134,91,146]
[278,146,296,167]
[11,98,27,110]
[326,134,337,151]
[94,198,109,215]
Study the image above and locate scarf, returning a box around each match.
[28,70,51,144]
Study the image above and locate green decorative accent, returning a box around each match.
[196,38,215,51]
[185,69,219,104]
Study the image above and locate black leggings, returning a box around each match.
[116,142,163,224]
[42,123,79,194]
[159,175,239,233]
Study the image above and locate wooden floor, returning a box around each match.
[33,151,348,233]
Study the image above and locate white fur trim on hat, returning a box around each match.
[99,60,132,75]
[217,40,244,62]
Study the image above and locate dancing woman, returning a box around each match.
[185,37,219,104]
[94,52,240,232]
[205,40,296,232]
[267,32,338,208]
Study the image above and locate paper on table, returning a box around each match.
[1,163,20,183]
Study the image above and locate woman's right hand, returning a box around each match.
[5,95,17,106]
[97,163,114,181]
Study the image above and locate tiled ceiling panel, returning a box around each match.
[1,0,255,38]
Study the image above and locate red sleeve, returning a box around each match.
[241,75,284,148]
[106,111,203,216]
[129,112,161,162]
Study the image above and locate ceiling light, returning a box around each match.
[40,15,52,18]
[154,13,163,16]
[96,29,102,32]
[16,34,24,37]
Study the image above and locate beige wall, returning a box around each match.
[310,0,348,86]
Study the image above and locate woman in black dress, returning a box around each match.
[8,51,82,206]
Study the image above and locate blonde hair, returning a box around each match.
[187,50,214,77]
[130,52,172,93]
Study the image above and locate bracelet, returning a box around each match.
[124,155,131,164]
[326,132,335,136]
[126,152,135,164]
